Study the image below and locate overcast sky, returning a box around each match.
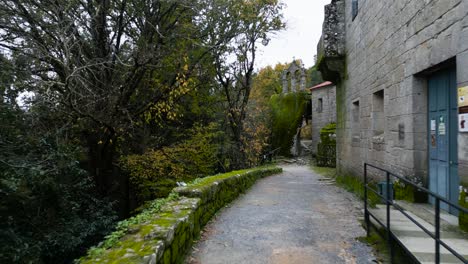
[256,0,330,70]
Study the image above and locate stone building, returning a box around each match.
[317,0,468,214]
[282,60,306,93]
[308,81,337,155]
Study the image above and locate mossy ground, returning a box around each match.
[357,226,417,264]
[311,163,381,207]
[310,164,336,178]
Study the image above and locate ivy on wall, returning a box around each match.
[269,92,308,156]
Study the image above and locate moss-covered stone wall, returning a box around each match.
[175,167,283,227]
[78,166,282,264]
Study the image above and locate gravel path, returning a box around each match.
[186,165,376,264]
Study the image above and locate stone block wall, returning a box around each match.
[311,85,337,154]
[333,0,468,187]
[79,167,282,264]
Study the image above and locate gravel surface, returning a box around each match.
[186,165,376,264]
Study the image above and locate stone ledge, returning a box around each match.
[175,167,283,226]
[78,166,282,264]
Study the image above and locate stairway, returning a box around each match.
[368,202,468,263]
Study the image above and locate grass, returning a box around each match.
[358,225,418,264]
[310,162,380,207]
[310,164,337,178]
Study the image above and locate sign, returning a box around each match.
[460,113,468,132]
[431,120,436,131]
[439,116,446,135]
[459,86,468,108]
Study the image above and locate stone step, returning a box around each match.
[367,205,468,263]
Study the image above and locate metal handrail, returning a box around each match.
[364,163,468,264]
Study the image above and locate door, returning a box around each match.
[428,67,459,214]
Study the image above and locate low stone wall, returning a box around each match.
[175,167,282,227]
[79,166,282,264]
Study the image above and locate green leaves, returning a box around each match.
[270,92,309,156]
[120,123,221,202]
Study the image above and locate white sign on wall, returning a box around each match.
[460,113,468,132]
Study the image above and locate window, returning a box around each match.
[352,0,359,20]
[352,100,361,143]
[317,98,323,113]
[352,100,360,123]
[372,90,385,136]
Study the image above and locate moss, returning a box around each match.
[310,165,336,178]
[358,225,418,264]
[394,181,427,203]
[310,164,379,206]
[460,190,468,232]
[335,174,380,207]
[80,239,155,264]
[163,248,171,264]
[79,166,282,264]
[319,123,337,144]
[184,166,281,190]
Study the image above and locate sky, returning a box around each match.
[256,0,331,70]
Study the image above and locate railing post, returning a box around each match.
[364,163,370,237]
[435,198,440,264]
[386,171,393,263]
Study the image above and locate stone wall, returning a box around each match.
[311,85,337,154]
[324,0,468,187]
[79,167,282,264]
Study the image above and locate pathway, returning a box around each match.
[186,165,376,264]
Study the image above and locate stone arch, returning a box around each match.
[282,60,306,93]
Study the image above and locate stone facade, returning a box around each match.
[317,0,468,190]
[309,82,337,155]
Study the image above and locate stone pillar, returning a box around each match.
[300,69,306,91]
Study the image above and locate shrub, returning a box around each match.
[0,143,116,264]
[120,123,220,203]
[316,123,336,167]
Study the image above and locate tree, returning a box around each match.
[0,1,286,261]
[306,66,324,88]
[0,0,253,200]
[210,0,285,168]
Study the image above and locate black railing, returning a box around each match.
[364,163,468,264]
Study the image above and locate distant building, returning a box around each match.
[317,0,468,214]
[308,81,336,155]
[282,60,306,93]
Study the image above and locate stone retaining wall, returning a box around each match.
[79,166,282,264]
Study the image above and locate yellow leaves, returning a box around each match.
[120,123,219,200]
[143,70,194,126]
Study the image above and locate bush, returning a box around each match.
[0,142,117,264]
[120,123,220,203]
[316,123,336,167]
